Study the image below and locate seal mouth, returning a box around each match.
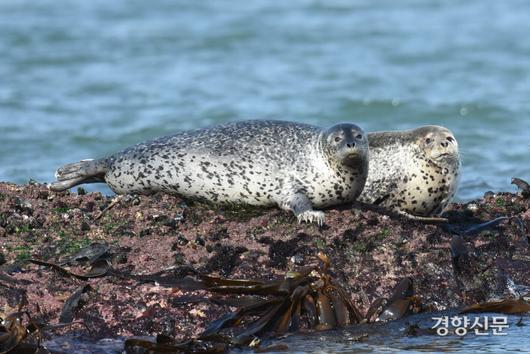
[342,152,363,167]
[434,151,457,159]
[432,151,460,166]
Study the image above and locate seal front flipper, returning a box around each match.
[297,209,325,226]
[49,158,109,192]
[277,191,325,226]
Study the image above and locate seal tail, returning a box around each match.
[49,158,109,192]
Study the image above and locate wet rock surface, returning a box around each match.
[0,182,529,344]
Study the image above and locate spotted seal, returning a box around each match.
[50,120,369,224]
[359,125,460,219]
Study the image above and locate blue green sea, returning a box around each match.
[0,1,529,352]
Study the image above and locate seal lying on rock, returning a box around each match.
[359,125,460,219]
[50,120,369,224]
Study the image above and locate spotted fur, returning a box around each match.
[359,125,460,217]
[51,120,369,224]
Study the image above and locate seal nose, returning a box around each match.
[346,142,356,149]
[441,136,455,148]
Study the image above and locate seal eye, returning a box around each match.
[356,134,363,140]
[334,136,342,143]
[425,138,432,144]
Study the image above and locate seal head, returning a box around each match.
[360,125,460,217]
[322,123,368,169]
[416,125,460,168]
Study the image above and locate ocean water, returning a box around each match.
[259,312,530,354]
[41,313,530,353]
[1,1,530,201]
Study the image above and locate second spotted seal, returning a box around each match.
[359,125,461,219]
[50,120,369,224]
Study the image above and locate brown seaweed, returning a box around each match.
[57,243,109,266]
[460,298,530,314]
[122,253,363,352]
[29,259,111,280]
[196,252,362,339]
[450,234,468,274]
[59,285,93,324]
[363,277,416,322]
[0,296,84,353]
[124,336,227,353]
[0,311,47,354]
[511,177,530,198]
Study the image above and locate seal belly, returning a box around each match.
[105,149,281,205]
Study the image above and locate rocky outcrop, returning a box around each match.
[0,182,528,341]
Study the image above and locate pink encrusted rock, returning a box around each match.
[0,182,528,340]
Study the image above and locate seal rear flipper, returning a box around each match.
[49,159,109,192]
